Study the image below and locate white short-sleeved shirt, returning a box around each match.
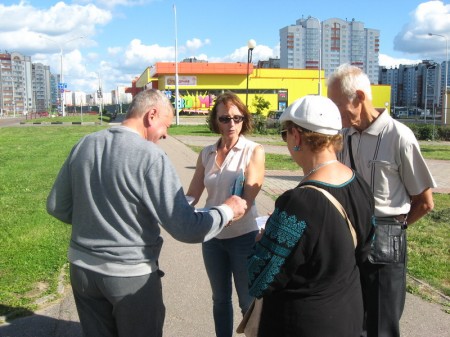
[338,110,436,217]
[201,136,260,239]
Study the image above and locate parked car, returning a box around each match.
[266,110,283,128]
[419,110,431,119]
[393,110,409,119]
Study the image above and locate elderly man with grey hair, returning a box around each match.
[327,64,436,337]
[47,89,247,337]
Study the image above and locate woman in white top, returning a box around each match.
[187,92,265,337]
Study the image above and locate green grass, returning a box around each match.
[0,124,448,318]
[407,193,450,297]
[168,124,212,136]
[420,145,450,160]
[265,153,298,170]
[22,114,111,124]
[0,126,107,316]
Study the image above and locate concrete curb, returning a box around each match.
[19,121,101,125]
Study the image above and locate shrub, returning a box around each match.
[252,113,268,134]
[405,123,450,141]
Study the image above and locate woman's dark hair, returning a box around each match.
[208,92,253,135]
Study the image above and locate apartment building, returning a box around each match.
[32,63,51,112]
[438,61,449,111]
[379,67,399,106]
[280,16,380,83]
[380,60,440,112]
[0,52,33,115]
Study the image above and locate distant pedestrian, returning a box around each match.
[186,92,265,337]
[46,89,247,337]
[328,64,436,337]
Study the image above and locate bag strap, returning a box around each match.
[347,135,356,171]
[300,185,357,248]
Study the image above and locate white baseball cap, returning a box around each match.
[279,95,342,135]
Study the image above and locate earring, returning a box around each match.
[293,145,300,151]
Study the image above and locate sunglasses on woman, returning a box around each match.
[218,115,245,124]
[281,127,301,142]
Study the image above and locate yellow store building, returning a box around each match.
[135,62,391,115]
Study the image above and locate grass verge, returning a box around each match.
[0,126,107,318]
[22,114,111,124]
[406,192,450,307]
[419,145,450,160]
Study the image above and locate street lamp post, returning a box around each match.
[424,65,430,123]
[429,33,448,125]
[246,39,256,108]
[97,72,103,125]
[39,35,83,117]
[318,26,322,96]
[173,4,180,125]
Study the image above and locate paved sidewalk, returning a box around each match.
[0,133,448,337]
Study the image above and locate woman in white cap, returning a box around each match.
[247,95,374,337]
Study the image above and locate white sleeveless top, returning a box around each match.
[201,136,260,239]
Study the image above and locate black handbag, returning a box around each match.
[368,217,406,264]
[347,136,406,265]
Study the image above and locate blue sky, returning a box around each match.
[0,0,449,93]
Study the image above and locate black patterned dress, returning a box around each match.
[248,173,374,337]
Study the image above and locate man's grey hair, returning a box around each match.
[126,89,174,119]
[327,64,373,101]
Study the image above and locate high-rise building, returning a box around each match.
[0,52,57,116]
[438,60,449,113]
[50,74,58,109]
[32,63,51,112]
[0,52,33,115]
[419,61,439,111]
[379,67,399,107]
[379,60,439,114]
[280,16,380,84]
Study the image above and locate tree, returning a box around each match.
[251,95,271,134]
[252,95,271,115]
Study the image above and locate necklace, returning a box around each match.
[302,159,338,181]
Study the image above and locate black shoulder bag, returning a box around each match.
[348,136,406,264]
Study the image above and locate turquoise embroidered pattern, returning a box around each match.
[248,208,307,298]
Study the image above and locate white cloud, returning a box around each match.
[88,0,152,9]
[393,1,450,59]
[0,2,110,54]
[186,38,210,50]
[123,39,175,68]
[379,54,422,68]
[209,43,279,63]
[108,47,122,55]
[32,49,85,77]
[191,54,208,61]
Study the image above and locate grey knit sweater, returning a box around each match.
[47,126,229,275]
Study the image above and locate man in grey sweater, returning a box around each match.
[47,89,247,337]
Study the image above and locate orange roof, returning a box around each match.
[150,62,253,77]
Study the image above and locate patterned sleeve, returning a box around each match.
[248,204,308,298]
